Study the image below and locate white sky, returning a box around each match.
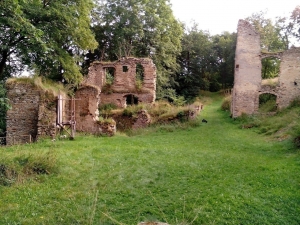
[170,0,299,34]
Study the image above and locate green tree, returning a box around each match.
[0,82,10,137]
[0,0,97,84]
[212,32,236,89]
[290,6,300,42]
[176,24,232,99]
[86,0,183,99]
[245,12,289,79]
[245,11,288,52]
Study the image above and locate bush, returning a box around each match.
[221,96,231,111]
[99,103,117,118]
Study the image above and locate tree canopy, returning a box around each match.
[0,0,98,84]
[175,23,236,100]
[86,0,183,99]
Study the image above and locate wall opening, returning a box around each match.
[125,94,139,105]
[136,63,144,82]
[105,67,115,84]
[123,66,128,72]
[261,57,280,79]
[259,93,277,112]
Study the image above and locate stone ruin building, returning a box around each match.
[5,57,157,144]
[75,57,156,133]
[231,20,300,118]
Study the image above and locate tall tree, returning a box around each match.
[245,12,289,79]
[175,24,221,99]
[0,0,98,84]
[86,0,183,99]
[212,32,236,89]
[245,11,288,52]
[290,6,300,42]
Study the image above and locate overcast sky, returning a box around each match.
[170,0,299,35]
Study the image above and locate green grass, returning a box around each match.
[0,93,300,224]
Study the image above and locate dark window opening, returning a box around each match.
[126,94,138,105]
[236,64,239,69]
[123,66,128,72]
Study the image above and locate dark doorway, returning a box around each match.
[126,94,139,105]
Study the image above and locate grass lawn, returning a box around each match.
[1,93,300,224]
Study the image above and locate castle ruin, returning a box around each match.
[231,20,300,117]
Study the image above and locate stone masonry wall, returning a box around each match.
[83,57,156,107]
[6,82,40,145]
[75,85,100,133]
[6,80,69,145]
[231,20,261,117]
[231,20,300,117]
[277,47,300,109]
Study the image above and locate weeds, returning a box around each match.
[0,150,57,186]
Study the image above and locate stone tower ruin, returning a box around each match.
[231,20,300,117]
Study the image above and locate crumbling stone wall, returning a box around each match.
[277,47,300,108]
[75,85,100,133]
[231,20,300,117]
[231,20,261,117]
[83,57,156,107]
[6,81,59,145]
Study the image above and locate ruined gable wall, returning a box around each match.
[277,47,300,108]
[231,20,262,117]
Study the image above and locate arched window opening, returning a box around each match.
[259,93,277,112]
[126,94,139,105]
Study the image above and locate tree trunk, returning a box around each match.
[0,50,8,80]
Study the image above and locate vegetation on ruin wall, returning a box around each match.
[0,82,9,136]
[99,98,204,131]
[0,92,299,224]
[6,77,69,97]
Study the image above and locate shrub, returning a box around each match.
[99,103,117,118]
[221,96,231,111]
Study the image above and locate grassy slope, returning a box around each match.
[1,93,300,225]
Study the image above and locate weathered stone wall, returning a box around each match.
[6,82,60,145]
[75,85,100,133]
[36,91,57,138]
[83,57,156,107]
[231,20,261,117]
[6,82,40,145]
[231,20,300,117]
[277,47,300,109]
